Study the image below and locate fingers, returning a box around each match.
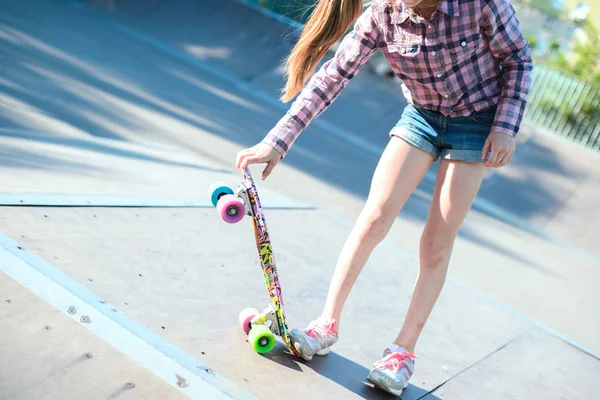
[491,152,504,168]
[235,149,248,169]
[482,137,491,162]
[485,146,499,168]
[483,133,516,168]
[489,148,515,168]
[236,145,279,178]
[236,148,263,170]
[236,143,281,179]
[496,149,514,167]
[262,160,277,180]
[484,144,514,168]
[238,153,255,170]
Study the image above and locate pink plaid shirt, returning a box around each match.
[263,0,533,157]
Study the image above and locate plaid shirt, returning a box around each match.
[263,0,534,157]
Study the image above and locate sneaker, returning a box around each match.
[289,318,338,361]
[367,345,416,396]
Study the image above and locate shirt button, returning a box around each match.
[444,94,450,98]
[461,41,467,46]
[437,73,442,78]
[431,51,436,55]
[401,48,406,54]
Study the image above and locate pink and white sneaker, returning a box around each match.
[367,345,416,396]
[289,318,338,361]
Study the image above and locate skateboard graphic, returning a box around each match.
[209,168,299,356]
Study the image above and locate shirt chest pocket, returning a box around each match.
[384,41,423,76]
[441,32,482,66]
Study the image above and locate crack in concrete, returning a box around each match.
[416,333,523,400]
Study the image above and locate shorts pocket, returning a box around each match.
[471,107,498,125]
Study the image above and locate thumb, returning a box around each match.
[262,160,277,180]
[482,137,492,161]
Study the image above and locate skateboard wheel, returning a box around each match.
[208,181,234,207]
[238,307,259,335]
[216,195,245,224]
[248,325,275,354]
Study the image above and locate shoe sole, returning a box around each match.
[367,369,409,397]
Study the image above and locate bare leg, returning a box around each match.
[393,159,487,353]
[321,137,434,327]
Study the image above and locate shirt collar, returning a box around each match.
[437,0,460,16]
[391,0,460,24]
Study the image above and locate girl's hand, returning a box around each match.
[482,132,516,168]
[236,143,282,180]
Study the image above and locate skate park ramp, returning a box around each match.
[0,1,599,399]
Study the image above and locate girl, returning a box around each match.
[236,0,532,395]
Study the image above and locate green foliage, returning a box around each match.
[550,20,600,86]
[521,0,561,18]
[526,35,539,50]
[549,39,561,52]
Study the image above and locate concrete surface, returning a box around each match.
[0,274,191,400]
[0,0,599,399]
[2,206,600,400]
[477,122,600,255]
[0,130,312,209]
[424,328,600,400]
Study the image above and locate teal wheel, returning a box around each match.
[248,325,276,354]
[208,181,234,207]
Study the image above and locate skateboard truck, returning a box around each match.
[234,182,254,217]
[248,304,281,336]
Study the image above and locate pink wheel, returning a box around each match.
[238,307,259,335]
[216,195,244,224]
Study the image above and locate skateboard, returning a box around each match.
[209,168,299,356]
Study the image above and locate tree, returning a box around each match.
[526,34,539,50]
[552,19,600,86]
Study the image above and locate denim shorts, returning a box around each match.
[389,104,497,163]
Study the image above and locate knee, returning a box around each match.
[419,226,456,270]
[356,205,395,244]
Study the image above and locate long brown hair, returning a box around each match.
[280,0,364,102]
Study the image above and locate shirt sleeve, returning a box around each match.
[480,0,534,137]
[262,6,381,158]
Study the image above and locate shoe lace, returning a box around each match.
[373,350,416,374]
[305,319,336,340]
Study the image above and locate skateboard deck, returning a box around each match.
[209,168,298,356]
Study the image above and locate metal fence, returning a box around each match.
[524,66,600,151]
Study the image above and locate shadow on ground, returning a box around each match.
[259,343,439,400]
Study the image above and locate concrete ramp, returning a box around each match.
[79,0,301,81]
[0,276,188,400]
[0,1,599,399]
[0,130,312,209]
[2,204,600,399]
[477,124,600,255]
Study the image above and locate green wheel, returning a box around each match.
[248,325,275,354]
